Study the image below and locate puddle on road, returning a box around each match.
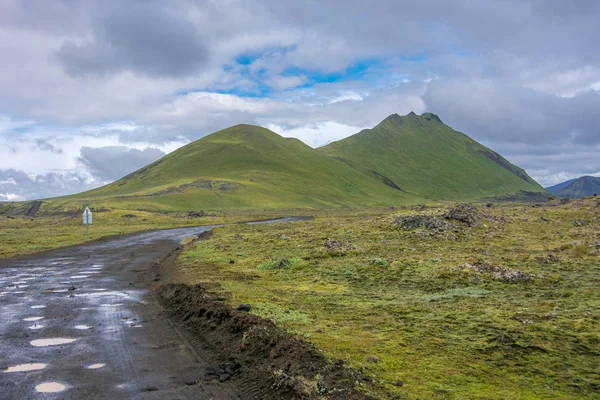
[4,363,47,373]
[28,324,44,330]
[86,363,106,369]
[31,338,77,347]
[24,317,44,322]
[35,382,67,393]
[74,325,93,330]
[43,289,68,293]
[76,291,130,298]
[31,305,46,309]
[12,281,28,285]
[70,275,89,279]
[100,303,123,308]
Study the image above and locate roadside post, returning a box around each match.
[82,207,93,240]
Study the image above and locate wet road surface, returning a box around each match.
[0,218,300,399]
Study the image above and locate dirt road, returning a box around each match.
[0,219,300,399]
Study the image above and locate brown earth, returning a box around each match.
[151,232,376,400]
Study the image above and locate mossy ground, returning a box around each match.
[0,208,299,258]
[176,199,600,399]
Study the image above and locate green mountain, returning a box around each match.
[318,112,547,201]
[59,124,416,210]
[553,176,600,198]
[46,114,548,211]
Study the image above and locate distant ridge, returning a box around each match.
[546,179,578,193]
[549,176,600,198]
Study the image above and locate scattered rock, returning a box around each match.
[237,304,251,312]
[395,380,404,387]
[444,203,481,227]
[395,215,450,231]
[324,239,351,254]
[540,216,550,222]
[234,234,244,240]
[121,214,137,219]
[276,259,289,268]
[573,220,588,227]
[206,363,241,382]
[538,254,559,263]
[365,355,379,363]
[595,240,600,250]
[68,286,76,291]
[187,210,206,218]
[560,198,570,204]
[454,262,535,282]
[229,259,235,264]
[140,387,159,392]
[325,239,342,250]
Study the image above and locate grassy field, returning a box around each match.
[175,198,600,399]
[0,208,301,259]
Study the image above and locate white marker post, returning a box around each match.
[82,207,93,240]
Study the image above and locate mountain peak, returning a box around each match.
[381,112,443,125]
[421,112,442,123]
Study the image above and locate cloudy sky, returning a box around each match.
[1,0,599,200]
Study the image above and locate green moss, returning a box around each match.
[424,286,491,301]
[177,198,600,399]
[258,257,304,270]
[251,302,312,325]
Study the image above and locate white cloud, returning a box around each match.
[267,121,368,148]
[1,0,599,198]
[0,193,22,201]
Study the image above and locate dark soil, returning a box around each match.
[155,283,374,400]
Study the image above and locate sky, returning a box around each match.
[1,0,599,201]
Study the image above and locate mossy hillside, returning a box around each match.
[46,116,548,211]
[59,124,417,210]
[177,199,600,399]
[319,112,548,201]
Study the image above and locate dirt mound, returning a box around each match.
[394,215,458,240]
[444,203,481,227]
[156,283,375,400]
[454,262,535,283]
[395,214,450,231]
